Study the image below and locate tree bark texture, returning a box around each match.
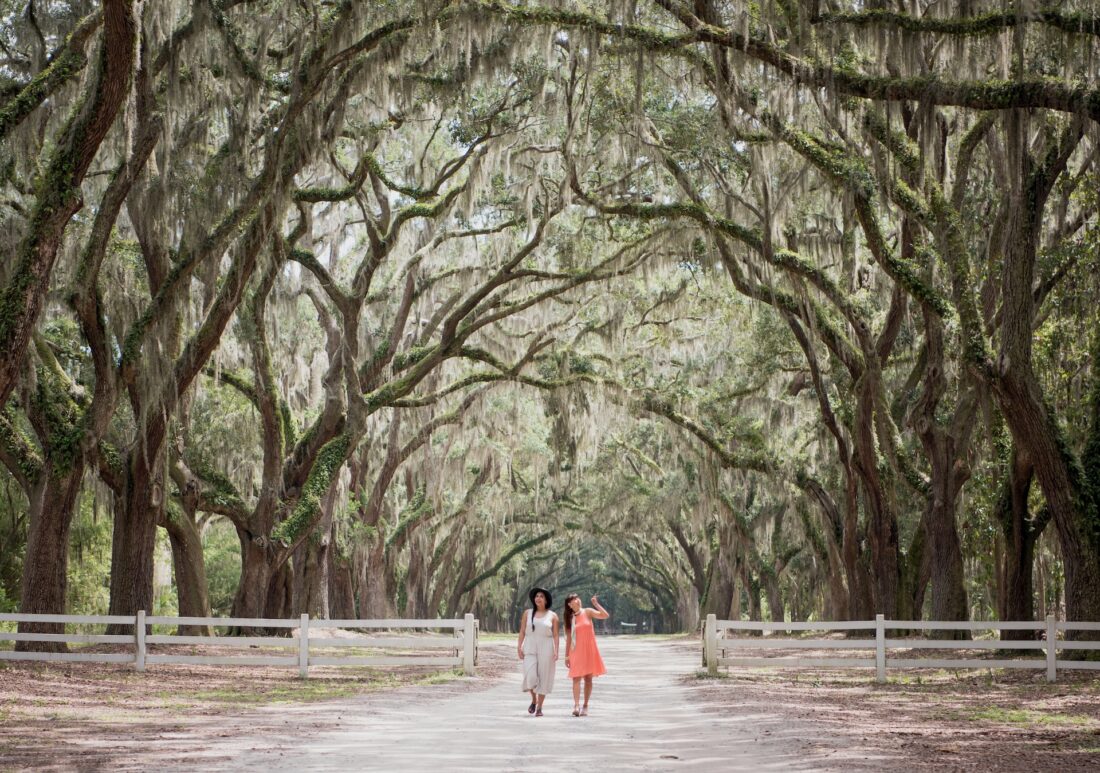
[163,509,213,636]
[992,113,1100,629]
[15,468,83,651]
[997,451,1049,640]
[0,0,136,409]
[106,459,163,634]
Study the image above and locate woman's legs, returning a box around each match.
[572,677,582,710]
[583,675,593,708]
[536,692,547,713]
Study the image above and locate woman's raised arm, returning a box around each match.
[587,595,610,620]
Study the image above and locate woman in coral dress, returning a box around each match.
[564,593,609,717]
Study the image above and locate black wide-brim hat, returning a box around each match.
[529,587,552,608]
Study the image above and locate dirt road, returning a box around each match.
[7,635,1098,771]
[158,637,829,772]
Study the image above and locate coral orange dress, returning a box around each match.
[568,610,606,678]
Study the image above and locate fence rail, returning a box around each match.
[0,612,478,677]
[702,614,1100,683]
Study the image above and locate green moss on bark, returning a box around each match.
[392,344,434,372]
[0,409,43,482]
[273,432,351,545]
[385,485,431,551]
[29,364,83,478]
[816,8,1100,38]
[0,49,87,142]
[186,452,248,513]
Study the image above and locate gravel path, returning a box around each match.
[172,637,825,772]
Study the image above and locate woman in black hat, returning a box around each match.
[517,586,559,716]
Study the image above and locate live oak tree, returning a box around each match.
[1,1,1098,640]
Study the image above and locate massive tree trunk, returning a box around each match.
[444,545,479,618]
[359,535,395,619]
[995,373,1100,626]
[676,585,700,633]
[843,484,875,621]
[997,450,1049,640]
[403,530,432,619]
[106,458,163,634]
[15,467,83,652]
[231,533,275,621]
[266,562,294,621]
[228,535,292,631]
[911,296,973,633]
[294,485,338,619]
[912,424,968,631]
[294,538,329,620]
[992,112,1100,629]
[853,377,902,617]
[763,572,784,623]
[702,547,736,619]
[162,507,213,636]
[797,477,858,621]
[741,564,762,622]
[329,551,357,620]
[923,471,969,631]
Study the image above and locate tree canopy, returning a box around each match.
[1,0,1099,641]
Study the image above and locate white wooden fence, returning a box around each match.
[703,613,1100,683]
[0,612,478,677]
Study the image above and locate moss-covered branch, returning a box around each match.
[813,7,1100,39]
[0,0,137,409]
[0,11,102,143]
[570,172,885,344]
[384,484,432,552]
[0,408,43,487]
[485,1,1100,122]
[296,151,431,203]
[860,110,989,369]
[639,394,775,474]
[461,531,555,594]
[273,431,351,545]
[182,453,250,519]
[209,0,285,92]
[389,370,596,408]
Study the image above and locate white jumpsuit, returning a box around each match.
[521,609,557,695]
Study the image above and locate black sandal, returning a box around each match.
[528,701,537,714]
[535,708,544,717]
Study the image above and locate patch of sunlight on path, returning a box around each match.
[196,637,833,772]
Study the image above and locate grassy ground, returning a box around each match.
[0,646,482,771]
[679,638,1100,771]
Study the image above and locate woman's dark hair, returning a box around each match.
[563,593,581,632]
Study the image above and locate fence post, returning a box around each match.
[705,613,717,675]
[1046,614,1057,683]
[875,614,885,683]
[462,613,476,674]
[299,613,309,679]
[135,610,146,672]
